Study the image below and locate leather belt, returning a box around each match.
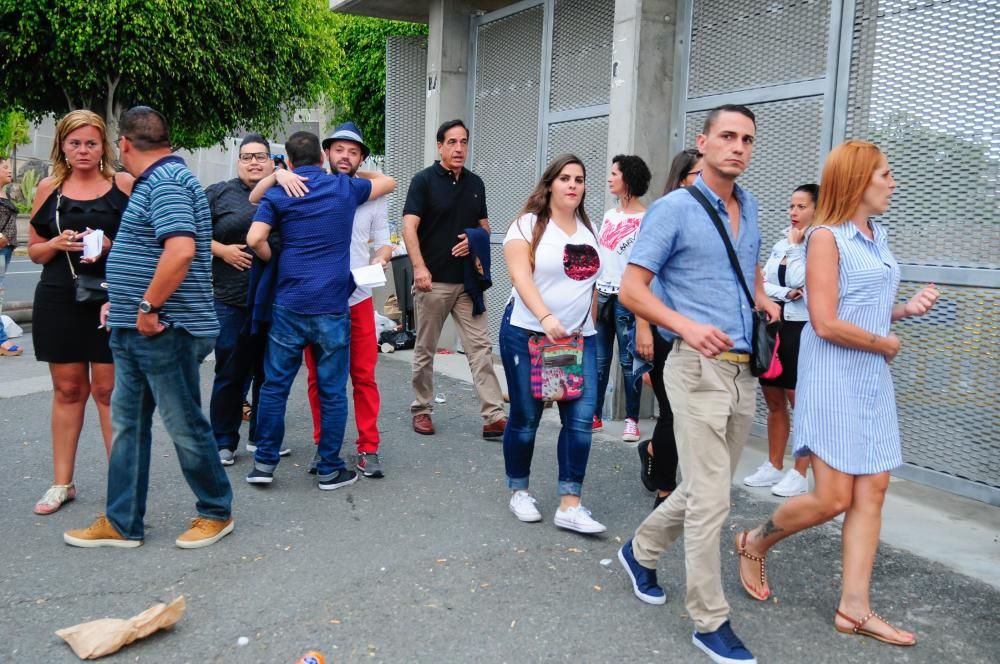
[674,339,750,363]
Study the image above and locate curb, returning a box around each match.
[1,301,31,324]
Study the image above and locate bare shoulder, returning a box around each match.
[114,171,136,196]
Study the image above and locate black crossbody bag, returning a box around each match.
[686,186,777,376]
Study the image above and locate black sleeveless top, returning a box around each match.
[30,180,129,287]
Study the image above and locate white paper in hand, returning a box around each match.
[351,264,387,288]
[82,229,104,260]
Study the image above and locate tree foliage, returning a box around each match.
[0,0,338,149]
[0,109,30,158]
[326,14,427,156]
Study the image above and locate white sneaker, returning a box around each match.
[554,504,606,534]
[771,469,808,497]
[509,491,542,522]
[622,418,640,442]
[743,461,784,487]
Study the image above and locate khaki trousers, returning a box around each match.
[410,282,505,423]
[632,341,756,633]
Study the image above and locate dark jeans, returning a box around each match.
[253,304,350,479]
[594,292,641,420]
[209,301,265,451]
[106,327,232,540]
[499,302,597,496]
[649,332,679,492]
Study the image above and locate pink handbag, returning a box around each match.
[760,331,783,380]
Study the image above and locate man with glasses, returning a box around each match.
[64,105,233,549]
[204,134,282,466]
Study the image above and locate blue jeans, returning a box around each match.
[254,304,350,479]
[499,302,597,496]
[594,292,641,420]
[106,327,232,540]
[209,301,265,451]
[0,245,12,311]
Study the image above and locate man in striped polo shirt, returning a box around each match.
[64,106,233,550]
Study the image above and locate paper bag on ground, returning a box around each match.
[56,596,185,660]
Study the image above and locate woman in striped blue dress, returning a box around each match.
[732,141,939,647]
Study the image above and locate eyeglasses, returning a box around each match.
[239,152,270,163]
[686,170,702,178]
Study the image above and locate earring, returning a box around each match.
[99,159,104,171]
[64,157,71,170]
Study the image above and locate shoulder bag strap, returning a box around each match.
[685,186,754,309]
[53,191,78,281]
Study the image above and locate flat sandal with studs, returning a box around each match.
[736,529,770,600]
[835,609,916,646]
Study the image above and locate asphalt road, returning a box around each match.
[1,255,41,305]
[2,358,998,663]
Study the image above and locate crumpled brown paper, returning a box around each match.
[56,596,185,660]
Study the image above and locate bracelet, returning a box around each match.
[539,313,553,324]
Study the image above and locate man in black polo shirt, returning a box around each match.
[402,119,506,438]
[204,133,281,466]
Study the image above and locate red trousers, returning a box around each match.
[304,297,380,453]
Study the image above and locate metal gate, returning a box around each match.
[384,35,429,238]
[468,0,615,344]
[673,0,999,504]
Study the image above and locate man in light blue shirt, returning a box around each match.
[615,105,779,664]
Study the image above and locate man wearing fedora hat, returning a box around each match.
[298,121,393,478]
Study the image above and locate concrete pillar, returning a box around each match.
[606,0,678,203]
[604,0,679,421]
[423,0,475,164]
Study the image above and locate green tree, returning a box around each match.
[0,109,30,159]
[0,0,337,149]
[326,14,427,156]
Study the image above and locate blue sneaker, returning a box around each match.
[692,621,756,664]
[617,539,666,605]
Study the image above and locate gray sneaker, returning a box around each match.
[357,453,385,478]
[218,449,236,466]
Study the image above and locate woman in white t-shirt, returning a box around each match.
[500,154,605,534]
[593,155,652,442]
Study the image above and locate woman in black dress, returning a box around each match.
[28,110,133,514]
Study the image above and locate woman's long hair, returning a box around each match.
[811,140,884,229]
[664,148,702,194]
[517,154,595,269]
[49,110,116,189]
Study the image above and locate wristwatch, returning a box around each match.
[138,299,162,314]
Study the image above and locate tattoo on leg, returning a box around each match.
[760,518,784,539]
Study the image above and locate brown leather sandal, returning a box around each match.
[834,609,916,646]
[735,530,770,600]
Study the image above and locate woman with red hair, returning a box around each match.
[734,141,938,646]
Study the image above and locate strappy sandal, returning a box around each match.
[0,343,23,356]
[34,483,77,515]
[835,609,916,646]
[735,530,770,600]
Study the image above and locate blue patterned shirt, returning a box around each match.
[106,156,219,337]
[628,175,761,352]
[254,166,372,315]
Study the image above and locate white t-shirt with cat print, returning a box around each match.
[503,213,600,336]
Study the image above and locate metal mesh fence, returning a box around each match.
[549,0,615,111]
[846,0,1000,269]
[385,35,429,237]
[689,0,832,97]
[472,5,545,236]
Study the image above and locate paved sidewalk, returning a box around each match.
[1,340,998,662]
